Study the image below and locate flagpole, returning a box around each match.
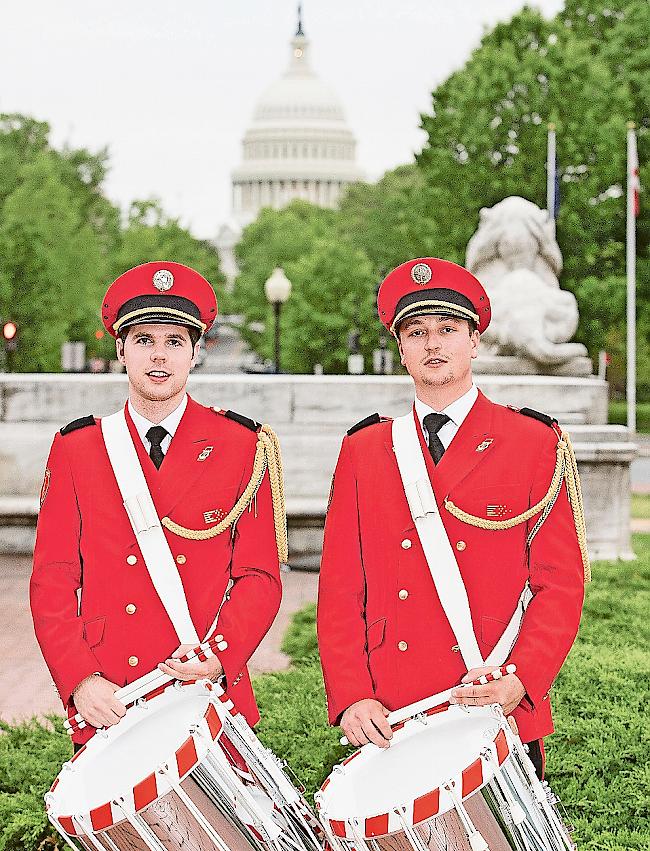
[626,121,637,434]
[546,122,556,218]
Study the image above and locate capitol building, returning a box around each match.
[216,10,364,283]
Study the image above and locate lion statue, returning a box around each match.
[466,196,588,367]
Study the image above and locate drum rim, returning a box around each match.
[316,704,511,839]
[46,679,230,836]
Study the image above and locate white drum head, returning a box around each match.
[49,683,214,818]
[319,705,506,825]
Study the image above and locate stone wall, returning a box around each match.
[0,374,633,563]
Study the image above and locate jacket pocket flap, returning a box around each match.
[366,617,386,653]
[83,616,106,649]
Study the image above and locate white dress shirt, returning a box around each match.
[128,394,188,457]
[415,384,478,451]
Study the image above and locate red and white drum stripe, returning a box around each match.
[318,728,509,840]
[49,682,225,836]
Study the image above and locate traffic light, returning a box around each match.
[2,321,17,351]
[2,320,18,371]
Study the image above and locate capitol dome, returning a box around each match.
[230,12,364,227]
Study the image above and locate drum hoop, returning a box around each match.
[47,680,226,836]
[316,707,511,839]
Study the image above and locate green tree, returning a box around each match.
[0,155,106,371]
[115,200,222,287]
[232,202,339,360]
[338,165,442,276]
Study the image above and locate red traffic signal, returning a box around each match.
[2,322,17,341]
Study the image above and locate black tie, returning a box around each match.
[423,413,450,465]
[146,425,168,470]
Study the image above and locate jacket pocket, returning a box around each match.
[366,617,386,653]
[83,616,106,649]
[480,615,509,647]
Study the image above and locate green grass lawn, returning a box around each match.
[2,539,649,850]
[608,401,650,433]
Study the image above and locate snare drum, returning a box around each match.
[46,679,324,851]
[316,704,575,851]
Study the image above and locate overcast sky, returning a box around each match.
[0,0,564,239]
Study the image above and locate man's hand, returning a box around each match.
[341,699,392,748]
[158,643,224,682]
[450,666,526,716]
[72,675,126,729]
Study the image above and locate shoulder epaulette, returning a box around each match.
[60,415,96,436]
[213,408,260,432]
[347,413,384,436]
[510,406,558,429]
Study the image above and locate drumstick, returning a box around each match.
[339,664,516,746]
[64,634,228,735]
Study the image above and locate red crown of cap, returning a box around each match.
[377,258,490,334]
[101,261,218,338]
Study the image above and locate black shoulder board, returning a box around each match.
[60,415,96,436]
[347,413,381,436]
[224,410,260,432]
[518,407,558,428]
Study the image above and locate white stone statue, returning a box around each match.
[466,196,589,370]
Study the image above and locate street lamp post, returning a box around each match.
[264,267,292,373]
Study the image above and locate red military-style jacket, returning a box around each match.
[317,391,584,744]
[31,395,282,744]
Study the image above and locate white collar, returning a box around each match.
[128,394,188,444]
[414,384,478,428]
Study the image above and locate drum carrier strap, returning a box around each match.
[102,409,200,644]
[392,412,533,671]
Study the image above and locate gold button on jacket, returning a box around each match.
[398,589,409,600]
[401,539,412,550]
[125,604,136,615]
[398,640,408,651]
[456,540,467,552]
[126,555,138,565]
[176,554,187,565]
[128,655,139,667]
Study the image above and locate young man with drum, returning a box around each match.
[318,258,587,779]
[31,262,285,749]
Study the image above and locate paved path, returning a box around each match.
[0,556,317,726]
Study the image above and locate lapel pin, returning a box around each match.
[197,446,214,462]
[475,438,493,452]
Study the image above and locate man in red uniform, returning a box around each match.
[317,258,587,778]
[31,262,284,747]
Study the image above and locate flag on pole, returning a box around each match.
[546,123,560,219]
[626,122,639,433]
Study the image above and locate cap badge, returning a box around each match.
[152,269,174,291]
[411,263,432,285]
[475,438,493,452]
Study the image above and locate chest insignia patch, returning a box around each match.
[39,468,51,508]
[203,508,225,525]
[475,438,493,452]
[197,446,214,461]
[486,504,511,518]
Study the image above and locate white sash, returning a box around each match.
[392,412,532,671]
[101,409,200,645]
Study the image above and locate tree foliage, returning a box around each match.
[0,114,223,371]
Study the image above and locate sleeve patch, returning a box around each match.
[60,415,96,436]
[347,413,381,436]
